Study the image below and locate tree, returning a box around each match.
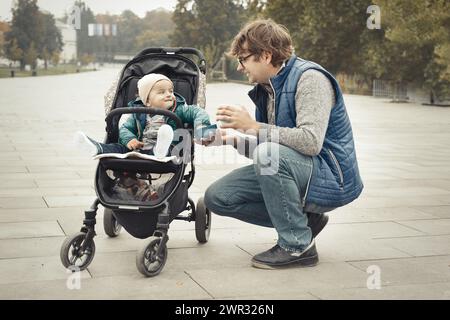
[80,53,94,65]
[70,5,175,62]
[23,41,38,69]
[142,9,174,33]
[51,50,60,66]
[265,0,373,75]
[137,9,174,50]
[171,0,246,72]
[245,0,266,20]
[94,13,119,62]
[4,0,63,70]
[6,38,23,65]
[136,30,171,49]
[74,1,96,57]
[116,10,142,53]
[369,0,450,101]
[0,21,10,58]
[39,12,63,69]
[4,0,42,70]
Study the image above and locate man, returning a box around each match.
[204,19,363,269]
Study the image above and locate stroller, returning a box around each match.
[60,47,211,277]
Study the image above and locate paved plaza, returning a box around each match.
[0,67,449,299]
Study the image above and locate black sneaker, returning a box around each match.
[307,212,329,238]
[251,240,318,269]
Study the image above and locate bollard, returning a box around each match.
[10,70,15,78]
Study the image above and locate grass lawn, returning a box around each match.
[0,65,96,78]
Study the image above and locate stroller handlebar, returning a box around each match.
[135,47,206,74]
[105,107,184,133]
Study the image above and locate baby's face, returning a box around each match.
[146,80,175,109]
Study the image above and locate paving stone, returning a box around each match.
[0,160,26,167]
[0,153,21,160]
[0,207,83,223]
[310,282,450,300]
[0,221,64,239]
[75,170,96,179]
[44,195,97,208]
[317,221,425,240]
[185,262,368,299]
[375,235,450,256]
[35,179,93,188]
[0,273,210,299]
[22,158,69,166]
[364,186,450,198]
[422,180,450,191]
[0,256,91,285]
[0,187,94,198]
[348,255,450,286]
[348,195,449,209]
[0,166,28,173]
[0,237,65,259]
[415,206,450,219]
[26,166,86,173]
[221,292,318,300]
[170,227,278,248]
[0,172,81,180]
[85,244,250,279]
[328,207,437,224]
[395,219,450,235]
[0,179,37,189]
[0,197,47,209]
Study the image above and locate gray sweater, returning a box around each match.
[255,69,335,156]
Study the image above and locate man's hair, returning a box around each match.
[228,19,293,67]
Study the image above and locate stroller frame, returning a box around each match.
[60,48,211,277]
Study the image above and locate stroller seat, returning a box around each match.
[99,157,181,174]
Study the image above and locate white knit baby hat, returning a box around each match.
[137,73,172,104]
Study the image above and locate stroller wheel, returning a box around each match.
[103,208,122,237]
[60,232,96,271]
[195,197,211,243]
[136,236,167,277]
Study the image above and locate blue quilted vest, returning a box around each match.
[248,55,363,208]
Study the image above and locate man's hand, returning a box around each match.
[216,105,259,134]
[127,139,144,150]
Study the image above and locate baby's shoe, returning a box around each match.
[73,131,100,156]
[153,124,174,159]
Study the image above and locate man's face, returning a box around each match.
[236,45,273,84]
[146,80,175,109]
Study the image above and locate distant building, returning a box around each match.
[56,20,77,63]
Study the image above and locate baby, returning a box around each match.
[75,73,212,158]
[74,73,212,201]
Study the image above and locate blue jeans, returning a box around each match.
[204,142,333,253]
[95,142,154,155]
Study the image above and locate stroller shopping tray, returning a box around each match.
[99,157,181,174]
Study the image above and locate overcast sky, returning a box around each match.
[0,0,178,21]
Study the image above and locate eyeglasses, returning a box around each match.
[238,53,254,67]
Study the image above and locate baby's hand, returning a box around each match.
[194,125,217,146]
[195,135,216,146]
[127,139,144,150]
